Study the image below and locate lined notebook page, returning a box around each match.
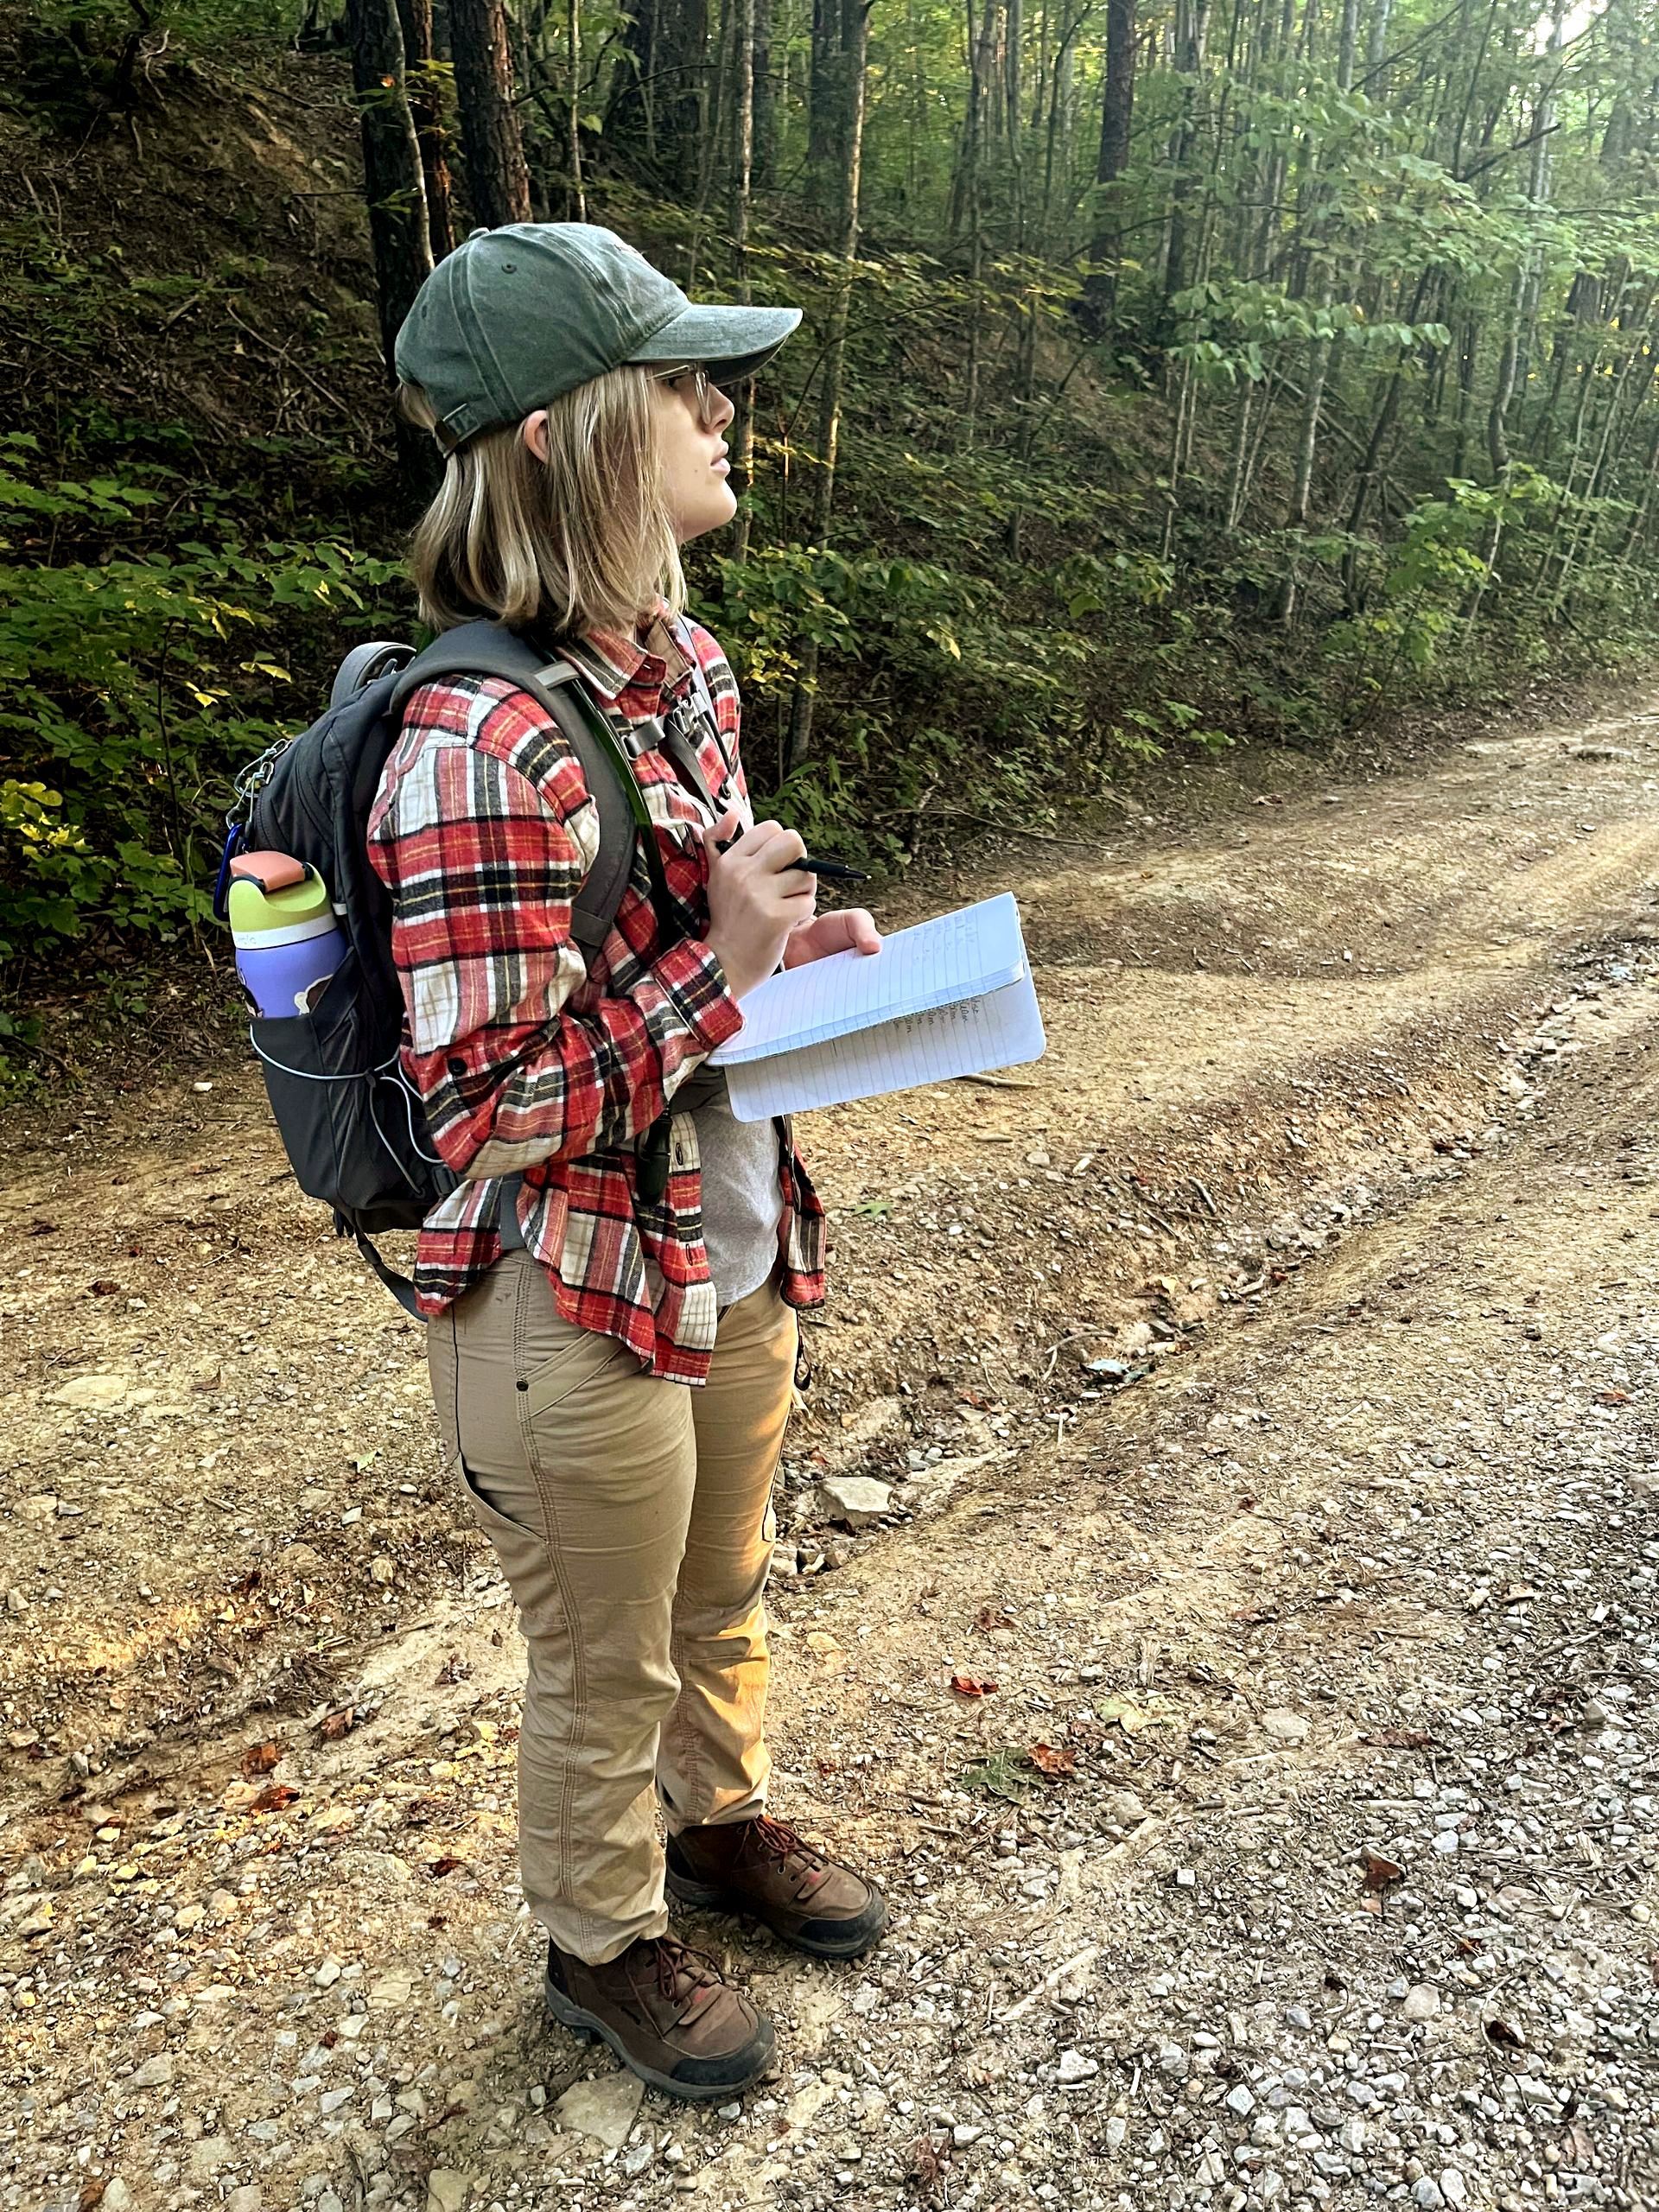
[711,893,1026,1067]
[723,969,1046,1122]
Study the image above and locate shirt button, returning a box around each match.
[448,1056,467,1076]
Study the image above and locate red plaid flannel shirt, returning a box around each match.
[365,611,826,1382]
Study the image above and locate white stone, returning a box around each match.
[554,2072,645,2149]
[817,1475,893,1529]
[1401,1985,1440,2023]
[1262,1709,1309,1745]
[1440,2171,1468,2208]
[132,2055,175,2088]
[1057,2049,1098,2085]
[1225,2085,1254,2118]
[427,2177,470,2212]
[51,1373,131,1408]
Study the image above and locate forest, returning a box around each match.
[4,0,1659,1065]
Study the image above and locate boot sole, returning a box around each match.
[665,1869,891,1959]
[543,1977,775,2101]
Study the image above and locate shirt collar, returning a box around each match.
[562,606,695,712]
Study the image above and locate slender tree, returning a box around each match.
[785,0,870,776]
[394,0,455,263]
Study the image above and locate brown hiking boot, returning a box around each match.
[544,1934,774,2101]
[665,1815,889,1959]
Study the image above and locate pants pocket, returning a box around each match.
[519,1319,639,1421]
[444,1449,566,1637]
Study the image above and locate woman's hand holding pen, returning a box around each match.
[701,809,817,999]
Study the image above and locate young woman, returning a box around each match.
[367,223,887,2102]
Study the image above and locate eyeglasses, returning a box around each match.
[652,364,718,424]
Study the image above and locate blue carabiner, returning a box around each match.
[213,820,245,925]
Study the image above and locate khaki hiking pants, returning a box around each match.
[427,1251,797,1965]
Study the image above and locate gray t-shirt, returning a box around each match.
[692,1083,784,1307]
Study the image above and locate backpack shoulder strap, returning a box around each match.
[391,622,636,954]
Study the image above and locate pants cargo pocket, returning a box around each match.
[445,1449,566,1637]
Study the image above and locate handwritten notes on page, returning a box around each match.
[709,892,1046,1121]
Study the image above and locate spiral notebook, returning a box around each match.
[710,891,1046,1121]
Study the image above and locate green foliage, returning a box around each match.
[0,437,402,978]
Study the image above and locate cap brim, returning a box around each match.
[629,302,802,382]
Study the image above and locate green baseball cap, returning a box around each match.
[395,223,803,450]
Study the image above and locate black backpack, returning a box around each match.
[218,624,652,1314]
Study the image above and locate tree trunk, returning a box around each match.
[948,0,997,243]
[785,0,869,778]
[752,0,775,188]
[346,0,435,495]
[729,0,757,563]
[807,0,838,186]
[1161,0,1209,319]
[1278,0,1356,614]
[606,0,707,192]
[395,0,455,263]
[449,0,531,226]
[1079,0,1135,336]
[565,0,587,219]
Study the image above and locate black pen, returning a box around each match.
[714,828,868,884]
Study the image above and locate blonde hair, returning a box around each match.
[399,368,686,637]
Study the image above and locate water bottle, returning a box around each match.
[229,855,346,1019]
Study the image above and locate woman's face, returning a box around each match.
[651,368,738,545]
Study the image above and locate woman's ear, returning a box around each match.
[520,410,551,465]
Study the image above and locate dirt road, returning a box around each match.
[3,700,1658,2212]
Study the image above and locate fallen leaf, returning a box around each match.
[1097,1694,1154,1732]
[1361,1848,1404,1892]
[77,2180,108,2210]
[318,1707,357,1742]
[1484,2017,1526,2051]
[1028,1742,1077,1779]
[240,1742,280,1780]
[950,1672,997,1697]
[88,1281,120,1297]
[1230,1604,1278,1625]
[231,1568,261,1599]
[975,1606,1014,1632]
[1360,1726,1433,1750]
[960,1752,1031,1802]
[909,2134,944,2199]
[1596,1389,1629,1405]
[427,1855,465,1879]
[249,1783,300,1814]
[27,1220,57,1237]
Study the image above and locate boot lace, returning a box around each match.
[647,1934,724,2011]
[747,1815,829,1872]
